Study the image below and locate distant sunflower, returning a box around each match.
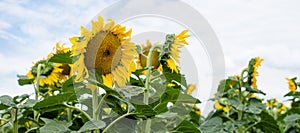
[266,98,278,108]
[47,42,73,80]
[139,40,161,71]
[214,100,230,112]
[186,84,196,95]
[248,57,263,89]
[27,59,62,86]
[70,16,136,87]
[286,77,297,92]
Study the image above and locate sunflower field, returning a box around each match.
[0,16,300,133]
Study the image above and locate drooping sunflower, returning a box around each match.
[248,57,263,89]
[70,16,137,87]
[286,77,297,92]
[27,59,63,86]
[162,30,190,73]
[46,42,73,83]
[138,40,162,72]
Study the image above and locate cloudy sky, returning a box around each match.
[1,0,299,111]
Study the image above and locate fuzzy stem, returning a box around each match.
[143,45,161,133]
[102,113,135,133]
[237,68,248,133]
[144,45,161,104]
[34,64,44,121]
[95,93,108,119]
[11,108,18,133]
[92,88,99,133]
[67,108,72,122]
[64,104,92,121]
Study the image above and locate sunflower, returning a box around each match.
[248,57,263,89]
[166,30,190,73]
[286,77,297,92]
[138,30,190,73]
[27,59,62,86]
[266,98,278,108]
[70,16,136,87]
[186,84,196,95]
[214,100,230,112]
[276,103,287,114]
[47,42,73,81]
[139,40,161,71]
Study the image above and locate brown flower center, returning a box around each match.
[84,31,121,74]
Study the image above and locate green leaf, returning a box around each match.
[163,71,187,88]
[78,120,106,132]
[156,112,177,119]
[255,111,280,133]
[284,114,300,127]
[61,77,78,101]
[284,91,300,97]
[200,117,223,133]
[244,99,265,114]
[173,120,200,133]
[117,86,146,99]
[18,99,36,109]
[17,75,34,86]
[229,97,244,111]
[33,94,72,113]
[13,94,30,104]
[48,51,73,64]
[134,105,157,117]
[40,118,72,133]
[0,95,16,107]
[245,86,266,95]
[106,117,137,133]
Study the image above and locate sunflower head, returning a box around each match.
[276,103,287,114]
[248,57,263,89]
[160,30,190,73]
[186,84,196,95]
[286,77,297,92]
[71,16,137,87]
[27,59,62,86]
[266,98,278,108]
[139,41,160,69]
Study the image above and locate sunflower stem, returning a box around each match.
[11,108,18,133]
[34,64,44,122]
[64,104,92,121]
[143,45,161,133]
[102,113,135,133]
[92,87,100,133]
[144,45,161,104]
[95,93,108,119]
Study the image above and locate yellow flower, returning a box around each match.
[277,104,286,114]
[214,100,230,112]
[286,78,297,92]
[250,57,263,89]
[70,16,137,87]
[27,59,62,86]
[266,98,278,108]
[186,84,196,95]
[48,42,73,81]
[192,105,201,115]
[139,40,161,70]
[214,100,224,110]
[167,30,190,73]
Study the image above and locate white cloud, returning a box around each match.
[1,0,300,107]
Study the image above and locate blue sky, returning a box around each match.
[1,0,300,111]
